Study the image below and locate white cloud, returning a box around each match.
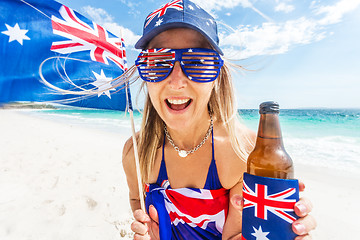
[117,0,141,17]
[81,6,140,47]
[192,0,272,21]
[275,3,295,13]
[220,0,360,58]
[118,0,137,8]
[82,6,114,23]
[314,0,360,25]
[192,0,252,11]
[221,17,325,59]
[309,0,319,9]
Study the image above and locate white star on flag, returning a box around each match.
[91,70,115,98]
[1,23,30,45]
[251,226,270,240]
[188,49,193,52]
[155,18,163,26]
[188,5,194,10]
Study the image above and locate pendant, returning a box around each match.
[178,150,188,158]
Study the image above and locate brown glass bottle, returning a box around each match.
[247,101,294,179]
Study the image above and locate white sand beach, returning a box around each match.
[0,110,133,240]
[0,109,359,239]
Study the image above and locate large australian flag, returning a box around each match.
[0,0,128,110]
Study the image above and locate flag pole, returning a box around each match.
[121,28,146,212]
[126,86,146,212]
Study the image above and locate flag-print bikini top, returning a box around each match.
[145,129,230,240]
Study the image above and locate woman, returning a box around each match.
[122,0,316,239]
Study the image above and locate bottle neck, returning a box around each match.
[256,113,284,146]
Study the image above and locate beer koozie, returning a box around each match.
[241,173,299,240]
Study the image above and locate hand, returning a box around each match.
[230,181,317,239]
[292,181,317,240]
[131,205,160,240]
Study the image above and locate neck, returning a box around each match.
[166,111,212,150]
[255,113,283,147]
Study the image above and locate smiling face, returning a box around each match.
[146,28,215,131]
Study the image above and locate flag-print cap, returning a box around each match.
[135,0,223,55]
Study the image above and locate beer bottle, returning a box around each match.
[242,101,298,240]
[247,101,294,179]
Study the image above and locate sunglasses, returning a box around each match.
[135,48,224,83]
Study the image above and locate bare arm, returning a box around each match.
[219,124,255,239]
[122,137,141,212]
[122,137,160,239]
[221,181,243,240]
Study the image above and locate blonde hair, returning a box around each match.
[137,62,253,184]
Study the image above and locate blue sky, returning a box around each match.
[59,0,360,109]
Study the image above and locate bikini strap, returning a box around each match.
[211,128,215,160]
[156,136,168,185]
[204,128,223,189]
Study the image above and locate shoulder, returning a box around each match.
[122,133,138,173]
[214,122,256,189]
[239,123,256,152]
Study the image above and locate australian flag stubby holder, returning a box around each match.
[241,173,299,240]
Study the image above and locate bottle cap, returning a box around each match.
[259,101,280,114]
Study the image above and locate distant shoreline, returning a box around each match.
[0,102,57,109]
[2,102,359,111]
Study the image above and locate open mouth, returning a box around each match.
[166,98,192,111]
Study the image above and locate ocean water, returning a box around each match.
[27,108,360,173]
[239,109,360,173]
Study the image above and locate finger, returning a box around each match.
[134,233,151,240]
[149,221,160,240]
[148,205,160,239]
[292,215,317,235]
[149,205,159,224]
[131,221,149,235]
[295,234,312,240]
[230,194,243,211]
[133,209,151,223]
[294,197,313,217]
[298,180,306,192]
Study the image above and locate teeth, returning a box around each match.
[167,98,190,105]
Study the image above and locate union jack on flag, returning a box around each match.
[144,0,183,29]
[243,182,297,223]
[146,181,229,239]
[241,173,299,240]
[51,5,127,71]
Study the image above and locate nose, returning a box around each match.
[167,61,188,89]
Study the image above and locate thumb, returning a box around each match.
[149,205,159,224]
[230,194,244,211]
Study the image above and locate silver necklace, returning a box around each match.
[164,115,213,158]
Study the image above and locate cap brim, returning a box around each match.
[134,22,224,56]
